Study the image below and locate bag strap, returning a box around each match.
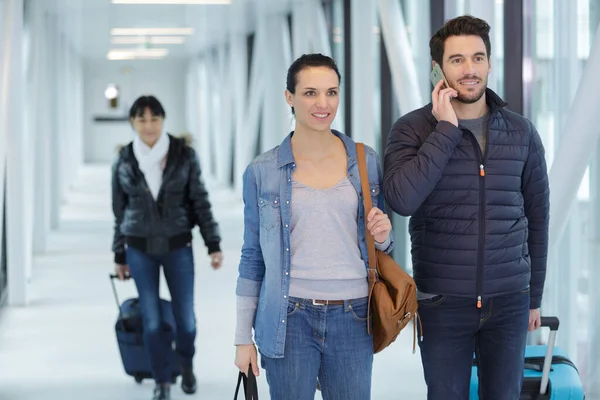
[234,365,259,400]
[356,143,379,335]
[356,143,378,274]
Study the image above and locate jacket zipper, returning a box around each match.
[467,130,487,309]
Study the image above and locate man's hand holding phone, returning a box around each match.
[431,79,459,127]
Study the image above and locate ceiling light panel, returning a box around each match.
[111,36,186,44]
[111,28,194,36]
[107,48,169,60]
[111,0,231,4]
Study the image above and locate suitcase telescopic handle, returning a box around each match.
[540,317,559,331]
[109,274,128,315]
[539,316,560,396]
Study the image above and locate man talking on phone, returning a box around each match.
[383,16,550,399]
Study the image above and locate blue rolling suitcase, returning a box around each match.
[470,317,585,399]
[110,274,181,384]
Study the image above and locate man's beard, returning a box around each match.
[452,76,487,104]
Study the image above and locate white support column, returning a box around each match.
[33,10,52,251]
[216,43,234,186]
[260,13,292,153]
[291,0,332,58]
[588,139,600,399]
[312,1,332,57]
[546,0,581,330]
[587,4,600,395]
[405,0,432,104]
[234,12,266,194]
[554,0,579,138]
[196,58,213,178]
[185,58,199,139]
[58,34,69,201]
[206,50,221,180]
[548,22,600,250]
[351,0,376,146]
[230,32,248,193]
[0,0,8,280]
[66,46,77,189]
[21,3,34,281]
[47,14,60,229]
[378,0,423,114]
[75,52,84,170]
[291,0,312,58]
[209,50,221,182]
[554,206,580,364]
[3,0,30,306]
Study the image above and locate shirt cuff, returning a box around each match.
[374,236,391,252]
[235,296,258,345]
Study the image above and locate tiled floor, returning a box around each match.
[0,164,426,400]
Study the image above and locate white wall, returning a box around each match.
[83,58,188,163]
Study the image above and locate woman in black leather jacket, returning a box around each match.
[112,95,222,400]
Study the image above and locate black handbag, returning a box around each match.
[234,365,259,400]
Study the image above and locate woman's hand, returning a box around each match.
[210,252,224,270]
[235,344,259,377]
[367,207,392,244]
[115,264,130,280]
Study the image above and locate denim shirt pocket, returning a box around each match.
[258,194,281,232]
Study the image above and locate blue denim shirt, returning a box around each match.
[236,130,394,358]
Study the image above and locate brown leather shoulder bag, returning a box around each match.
[356,143,420,353]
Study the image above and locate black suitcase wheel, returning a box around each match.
[134,374,144,384]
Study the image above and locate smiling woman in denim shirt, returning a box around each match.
[234,54,394,400]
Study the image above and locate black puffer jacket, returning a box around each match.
[383,89,549,309]
[112,134,221,264]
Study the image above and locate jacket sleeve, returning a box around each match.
[522,124,550,310]
[188,148,222,254]
[236,165,266,298]
[112,158,127,264]
[383,120,464,216]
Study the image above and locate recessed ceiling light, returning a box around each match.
[111,36,186,44]
[112,0,231,4]
[111,28,194,36]
[107,48,169,60]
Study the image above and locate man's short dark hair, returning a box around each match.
[430,15,491,66]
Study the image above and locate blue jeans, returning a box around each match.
[260,297,373,400]
[127,245,196,384]
[417,290,530,400]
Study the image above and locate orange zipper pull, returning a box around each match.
[479,165,485,177]
[477,296,482,308]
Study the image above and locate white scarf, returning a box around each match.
[132,132,170,200]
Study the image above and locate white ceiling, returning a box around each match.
[38,0,293,60]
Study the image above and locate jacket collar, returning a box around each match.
[277,129,357,170]
[485,88,508,112]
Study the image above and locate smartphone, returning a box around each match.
[430,63,449,88]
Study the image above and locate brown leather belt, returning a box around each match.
[311,299,346,306]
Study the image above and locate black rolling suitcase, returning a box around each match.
[110,274,181,384]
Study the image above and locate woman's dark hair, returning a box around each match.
[129,95,166,119]
[286,53,341,114]
[429,15,491,66]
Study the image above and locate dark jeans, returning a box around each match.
[417,290,530,400]
[127,245,196,384]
